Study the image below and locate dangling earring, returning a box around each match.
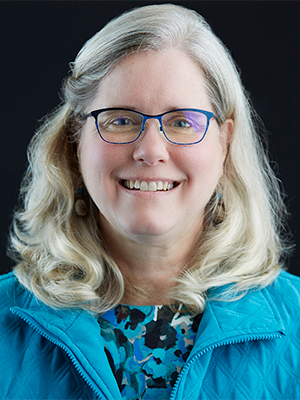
[75,187,88,217]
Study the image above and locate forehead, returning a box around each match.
[91,48,210,113]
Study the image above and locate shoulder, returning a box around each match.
[0,271,32,310]
[0,272,32,335]
[0,271,36,346]
[266,271,300,314]
[261,271,300,336]
[0,270,19,291]
[272,270,300,293]
[0,271,16,288]
[0,273,37,393]
[0,273,97,399]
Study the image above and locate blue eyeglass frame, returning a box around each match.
[84,107,215,145]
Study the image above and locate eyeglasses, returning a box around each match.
[84,108,214,145]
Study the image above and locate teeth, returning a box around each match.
[123,180,174,192]
[148,181,156,191]
[140,181,148,191]
[134,180,140,189]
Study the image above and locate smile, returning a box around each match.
[121,179,176,192]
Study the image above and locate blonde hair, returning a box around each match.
[9,4,290,314]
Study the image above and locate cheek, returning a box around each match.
[79,130,121,179]
[78,133,131,213]
[78,134,111,200]
[78,146,114,216]
[186,140,224,181]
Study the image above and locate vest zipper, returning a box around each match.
[169,332,283,400]
[10,308,105,400]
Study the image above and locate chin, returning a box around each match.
[123,219,174,238]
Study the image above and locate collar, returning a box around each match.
[193,282,285,353]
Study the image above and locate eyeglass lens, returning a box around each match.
[97,109,208,144]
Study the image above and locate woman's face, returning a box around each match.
[79,49,231,246]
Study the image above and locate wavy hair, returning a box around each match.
[9,4,291,314]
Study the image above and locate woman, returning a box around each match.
[1,3,299,399]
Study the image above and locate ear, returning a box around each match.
[219,118,233,163]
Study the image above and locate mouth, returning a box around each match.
[121,179,179,192]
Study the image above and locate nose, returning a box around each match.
[132,119,170,165]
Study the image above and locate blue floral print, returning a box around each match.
[98,305,202,399]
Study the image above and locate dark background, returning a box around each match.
[1,1,299,276]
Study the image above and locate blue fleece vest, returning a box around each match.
[0,271,300,399]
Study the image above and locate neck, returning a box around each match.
[119,245,188,305]
[100,216,203,305]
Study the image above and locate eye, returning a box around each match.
[163,111,207,138]
[172,118,192,128]
[98,111,141,131]
[167,115,196,130]
[112,117,133,126]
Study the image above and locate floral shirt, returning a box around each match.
[98,304,202,399]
